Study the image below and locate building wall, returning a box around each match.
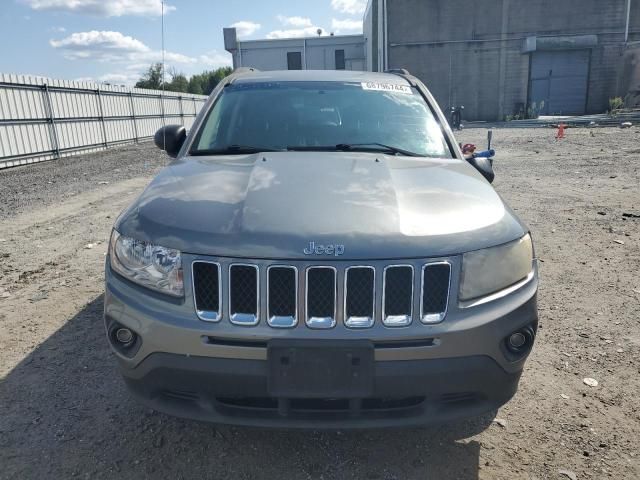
[227,35,365,71]
[383,0,640,121]
[620,42,640,107]
[364,0,385,72]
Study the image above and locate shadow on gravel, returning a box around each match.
[0,295,488,479]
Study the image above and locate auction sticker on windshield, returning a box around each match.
[361,82,412,94]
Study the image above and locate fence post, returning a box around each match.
[96,88,108,148]
[129,91,139,143]
[159,93,166,128]
[179,96,184,126]
[43,83,60,159]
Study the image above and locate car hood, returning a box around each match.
[116,152,526,260]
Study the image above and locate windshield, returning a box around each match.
[190,81,452,158]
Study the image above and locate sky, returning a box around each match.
[0,0,367,85]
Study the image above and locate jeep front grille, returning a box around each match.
[267,266,298,328]
[382,265,414,327]
[344,266,375,328]
[192,260,451,329]
[229,264,259,325]
[305,267,337,329]
[420,263,451,324]
[192,261,221,322]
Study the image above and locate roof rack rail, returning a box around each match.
[384,68,411,75]
[233,67,260,74]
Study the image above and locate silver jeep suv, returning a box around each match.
[104,69,538,428]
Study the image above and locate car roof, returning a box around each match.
[232,69,412,86]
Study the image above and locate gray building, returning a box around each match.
[365,0,640,120]
[223,28,366,71]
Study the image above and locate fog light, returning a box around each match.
[504,324,536,358]
[508,332,526,349]
[115,328,134,345]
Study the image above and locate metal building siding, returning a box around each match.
[529,50,590,115]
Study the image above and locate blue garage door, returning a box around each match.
[529,50,590,116]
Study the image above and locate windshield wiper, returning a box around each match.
[190,145,285,156]
[287,143,422,157]
[336,143,422,157]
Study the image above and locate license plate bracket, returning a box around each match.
[267,340,374,398]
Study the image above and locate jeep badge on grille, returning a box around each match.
[304,241,345,256]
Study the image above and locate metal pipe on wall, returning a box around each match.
[625,0,632,43]
[383,0,388,70]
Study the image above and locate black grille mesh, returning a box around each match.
[193,262,219,312]
[307,268,335,318]
[384,266,413,316]
[230,265,258,314]
[422,264,450,314]
[268,267,296,317]
[346,268,374,317]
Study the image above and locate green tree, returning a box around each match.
[204,67,232,94]
[135,64,233,94]
[187,75,204,95]
[166,69,189,93]
[135,63,164,90]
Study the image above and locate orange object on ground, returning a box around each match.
[556,123,566,139]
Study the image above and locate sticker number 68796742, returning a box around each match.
[361,82,412,94]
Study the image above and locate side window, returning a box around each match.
[287,52,302,70]
[335,50,345,70]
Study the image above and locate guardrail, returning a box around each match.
[0,74,208,170]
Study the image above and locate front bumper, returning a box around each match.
[122,353,522,429]
[105,259,538,428]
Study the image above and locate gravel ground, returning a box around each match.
[0,128,639,479]
[0,142,167,219]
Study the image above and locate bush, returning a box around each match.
[609,97,624,114]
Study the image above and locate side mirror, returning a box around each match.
[467,156,495,183]
[154,125,186,158]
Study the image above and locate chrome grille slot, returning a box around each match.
[344,266,375,328]
[192,261,221,322]
[383,265,414,327]
[267,266,298,328]
[306,267,337,329]
[420,262,451,324]
[229,264,259,326]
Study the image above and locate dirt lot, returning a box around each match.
[1,128,639,479]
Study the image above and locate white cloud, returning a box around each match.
[50,31,149,58]
[276,15,312,27]
[266,26,327,39]
[331,18,362,33]
[52,31,233,86]
[331,0,366,15]
[21,0,175,17]
[230,21,261,38]
[199,50,232,68]
[50,30,197,65]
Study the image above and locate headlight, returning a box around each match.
[109,230,184,297]
[459,234,533,302]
